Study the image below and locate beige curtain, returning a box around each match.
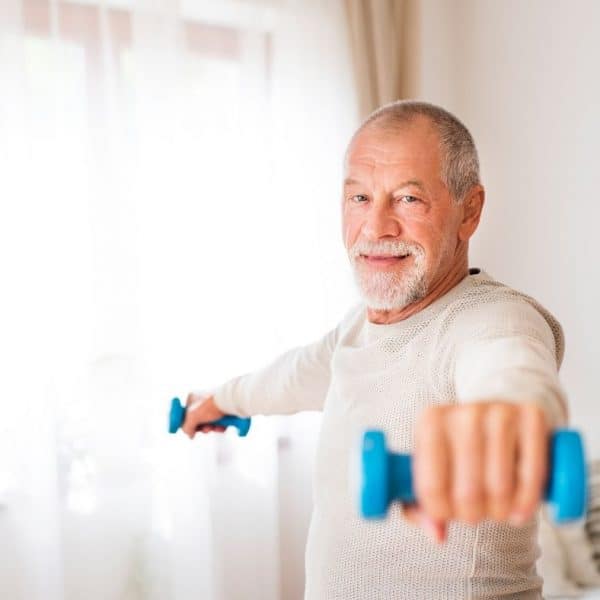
[344,0,408,119]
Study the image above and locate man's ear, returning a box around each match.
[458,185,485,242]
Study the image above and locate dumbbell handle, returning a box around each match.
[361,428,587,524]
[168,397,251,437]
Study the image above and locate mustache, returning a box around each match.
[348,239,425,260]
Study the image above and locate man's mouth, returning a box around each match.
[359,254,411,266]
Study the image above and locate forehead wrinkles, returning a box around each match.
[346,140,406,169]
[349,141,401,163]
[344,120,442,175]
[346,147,405,179]
[345,145,429,189]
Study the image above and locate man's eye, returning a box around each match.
[400,195,419,204]
[351,194,368,203]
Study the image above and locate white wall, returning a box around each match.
[406,0,600,456]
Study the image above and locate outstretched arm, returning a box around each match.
[452,300,568,428]
[402,299,569,541]
[211,325,339,417]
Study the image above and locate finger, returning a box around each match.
[206,425,226,433]
[510,404,548,525]
[484,404,517,521]
[403,504,448,538]
[449,405,485,524]
[421,513,447,544]
[401,503,422,527]
[182,394,217,437]
[402,504,447,543]
[414,407,452,522]
[182,411,201,438]
[194,423,225,433]
[181,394,204,438]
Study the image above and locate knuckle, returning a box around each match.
[512,492,541,515]
[489,491,513,513]
[453,481,484,522]
[517,470,544,490]
[455,503,483,524]
[450,405,483,434]
[512,502,537,521]
[487,477,513,499]
[418,406,443,429]
[453,486,483,508]
[487,494,512,519]
[488,501,511,521]
[463,513,482,525]
[421,500,451,522]
[464,403,485,421]
[520,402,546,425]
[416,480,446,500]
[486,404,515,433]
[417,486,450,518]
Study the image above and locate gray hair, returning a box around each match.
[355,100,480,202]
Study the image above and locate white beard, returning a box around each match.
[348,240,428,311]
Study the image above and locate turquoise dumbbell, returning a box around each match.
[168,397,251,437]
[360,428,587,524]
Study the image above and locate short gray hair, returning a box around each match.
[356,100,480,202]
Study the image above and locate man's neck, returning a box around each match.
[366,260,470,325]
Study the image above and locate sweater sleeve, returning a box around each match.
[451,300,569,429]
[211,325,339,417]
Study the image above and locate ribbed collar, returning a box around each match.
[362,268,487,343]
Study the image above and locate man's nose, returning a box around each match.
[361,204,402,239]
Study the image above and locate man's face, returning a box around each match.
[342,117,464,310]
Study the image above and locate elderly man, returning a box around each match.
[183,101,567,599]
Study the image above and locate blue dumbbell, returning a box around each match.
[168,397,251,437]
[360,428,587,524]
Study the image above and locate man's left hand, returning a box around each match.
[402,401,549,543]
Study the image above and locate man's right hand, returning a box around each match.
[182,393,227,439]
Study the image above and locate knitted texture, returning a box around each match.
[214,269,568,599]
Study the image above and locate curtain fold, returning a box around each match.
[344,0,406,118]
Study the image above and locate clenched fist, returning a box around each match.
[403,401,549,543]
[181,393,227,439]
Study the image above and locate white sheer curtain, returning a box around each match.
[0,1,359,598]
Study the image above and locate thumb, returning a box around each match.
[402,504,447,544]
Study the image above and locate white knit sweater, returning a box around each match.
[213,268,568,599]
